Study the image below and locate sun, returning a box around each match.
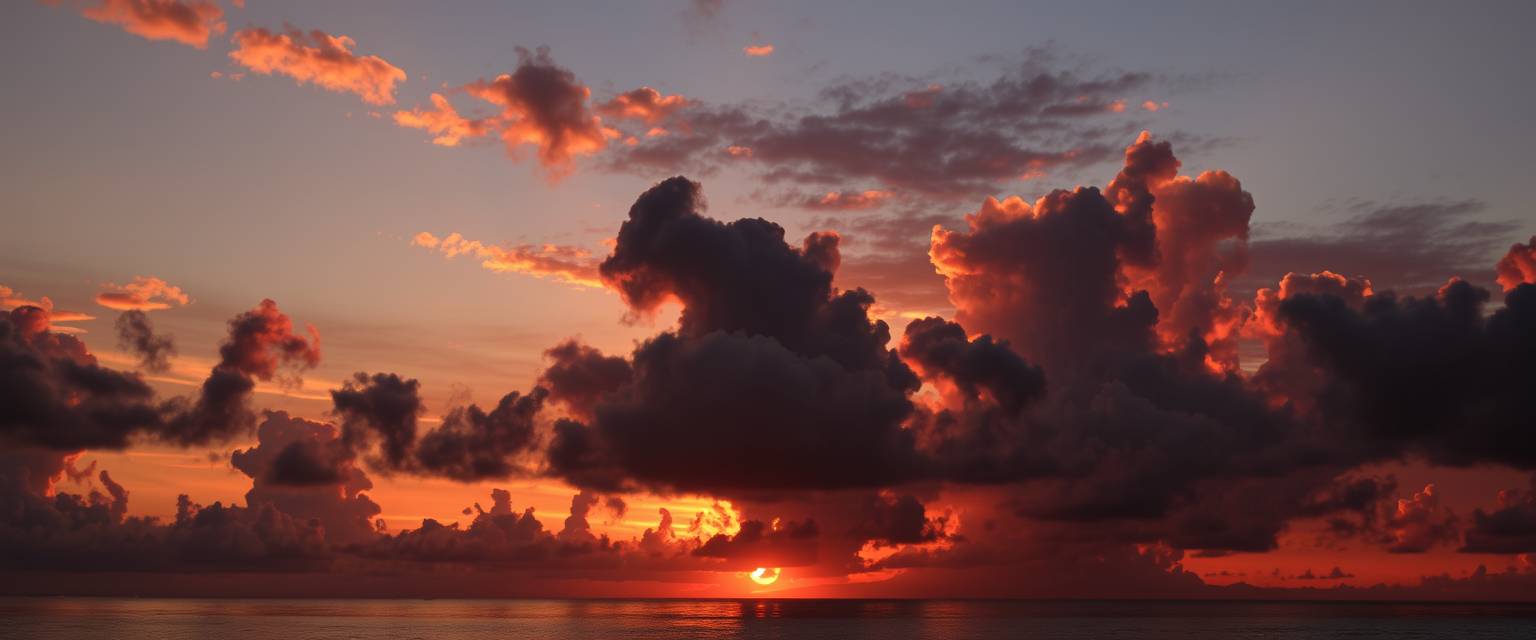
[748,567,781,586]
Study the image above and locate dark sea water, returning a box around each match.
[1,598,1534,639]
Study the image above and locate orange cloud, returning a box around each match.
[1,284,96,329]
[462,47,611,176]
[1142,100,1169,112]
[393,93,493,147]
[1496,235,1536,291]
[412,232,603,288]
[229,27,406,105]
[744,44,775,57]
[95,276,191,311]
[597,87,688,125]
[75,0,226,49]
[807,190,892,211]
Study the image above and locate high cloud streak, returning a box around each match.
[411,231,602,288]
[230,27,407,105]
[68,0,226,49]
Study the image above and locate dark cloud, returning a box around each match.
[550,177,924,493]
[412,387,546,481]
[163,299,321,446]
[462,47,610,174]
[114,310,175,373]
[538,339,631,420]
[1,306,163,451]
[332,370,547,482]
[694,518,820,568]
[230,411,381,545]
[899,317,1044,415]
[332,372,423,470]
[1463,486,1536,554]
[1270,281,1536,469]
[602,50,1174,201]
[1245,199,1518,296]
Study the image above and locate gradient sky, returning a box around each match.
[3,0,1536,599]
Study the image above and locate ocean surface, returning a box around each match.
[2,598,1534,639]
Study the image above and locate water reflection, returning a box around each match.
[3,597,1536,640]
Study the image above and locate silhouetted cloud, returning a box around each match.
[114,309,175,373]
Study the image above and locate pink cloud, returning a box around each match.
[75,0,226,49]
[229,27,406,105]
[95,276,191,311]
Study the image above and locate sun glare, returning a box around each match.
[749,567,782,586]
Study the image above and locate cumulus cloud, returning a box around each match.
[72,0,226,49]
[162,299,322,445]
[230,27,407,105]
[1385,484,1459,553]
[461,47,612,175]
[95,276,190,311]
[231,411,381,545]
[1,305,165,451]
[1496,236,1536,291]
[549,177,924,493]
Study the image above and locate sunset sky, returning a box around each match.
[4,0,1536,599]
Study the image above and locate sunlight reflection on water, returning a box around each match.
[3,597,1535,639]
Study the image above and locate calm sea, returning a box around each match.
[2,598,1534,639]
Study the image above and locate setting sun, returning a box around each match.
[749,567,782,586]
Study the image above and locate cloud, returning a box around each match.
[537,339,632,421]
[1,305,164,451]
[95,276,190,311]
[114,310,175,373]
[392,94,494,147]
[597,87,689,125]
[761,189,895,212]
[162,299,322,446]
[461,47,612,175]
[411,231,602,288]
[1496,236,1536,291]
[743,44,774,57]
[601,49,1169,200]
[229,27,407,105]
[1269,279,1536,469]
[230,411,381,545]
[1245,199,1517,295]
[332,371,549,482]
[1,284,96,327]
[1385,484,1459,553]
[548,177,924,493]
[72,0,226,49]
[1463,486,1536,554]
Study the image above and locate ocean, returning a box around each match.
[2,598,1534,639]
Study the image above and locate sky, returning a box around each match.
[2,0,1536,599]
